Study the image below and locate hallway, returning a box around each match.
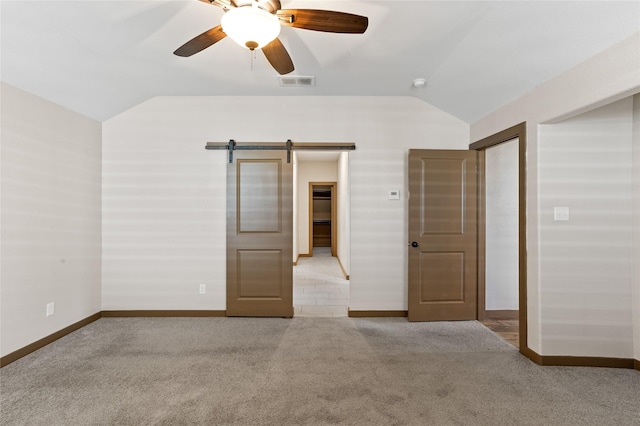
[294,247,349,317]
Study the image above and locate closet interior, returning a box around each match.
[310,184,335,255]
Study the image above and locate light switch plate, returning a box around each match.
[554,206,570,221]
[388,190,400,200]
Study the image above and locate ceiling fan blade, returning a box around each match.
[262,38,295,75]
[174,25,227,57]
[276,9,368,34]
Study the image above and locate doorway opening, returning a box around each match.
[293,152,350,317]
[215,141,354,318]
[310,183,336,256]
[470,122,529,357]
[480,138,520,348]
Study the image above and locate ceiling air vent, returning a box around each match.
[278,76,316,87]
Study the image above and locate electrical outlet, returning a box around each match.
[199,284,206,295]
[46,302,54,317]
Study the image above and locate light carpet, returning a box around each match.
[1,317,638,425]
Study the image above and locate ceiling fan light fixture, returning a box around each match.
[221,6,281,51]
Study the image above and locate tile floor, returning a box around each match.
[294,247,349,317]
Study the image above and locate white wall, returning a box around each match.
[485,138,519,311]
[539,98,634,358]
[292,155,298,261]
[102,96,469,311]
[0,83,102,357]
[296,161,338,257]
[101,104,227,310]
[633,94,640,362]
[337,152,350,275]
[471,32,640,358]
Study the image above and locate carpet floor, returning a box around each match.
[1,317,638,425]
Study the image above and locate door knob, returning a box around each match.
[411,241,419,248]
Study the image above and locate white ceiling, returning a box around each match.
[296,151,341,162]
[1,1,639,123]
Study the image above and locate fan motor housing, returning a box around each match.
[235,0,281,13]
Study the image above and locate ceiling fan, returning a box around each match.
[174,0,369,75]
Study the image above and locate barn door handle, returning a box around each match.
[410,241,419,248]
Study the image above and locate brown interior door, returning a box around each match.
[408,149,478,321]
[227,150,293,317]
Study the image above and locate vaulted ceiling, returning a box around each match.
[1,1,638,123]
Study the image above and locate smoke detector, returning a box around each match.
[412,78,427,88]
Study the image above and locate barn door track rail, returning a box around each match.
[206,140,356,163]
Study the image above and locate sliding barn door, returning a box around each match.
[227,150,293,317]
[408,149,478,321]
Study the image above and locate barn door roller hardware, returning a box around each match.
[205,140,356,163]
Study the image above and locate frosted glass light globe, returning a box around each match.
[221,6,281,50]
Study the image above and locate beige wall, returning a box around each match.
[102,96,469,312]
[471,32,640,358]
[0,83,102,357]
[485,138,519,310]
[539,98,634,358]
[633,94,640,362]
[292,157,298,261]
[337,152,350,275]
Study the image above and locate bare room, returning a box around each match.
[1,1,639,424]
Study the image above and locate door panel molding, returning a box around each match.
[419,251,465,303]
[420,158,468,235]
[237,249,284,299]
[237,159,282,233]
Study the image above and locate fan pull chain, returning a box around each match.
[250,49,256,71]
